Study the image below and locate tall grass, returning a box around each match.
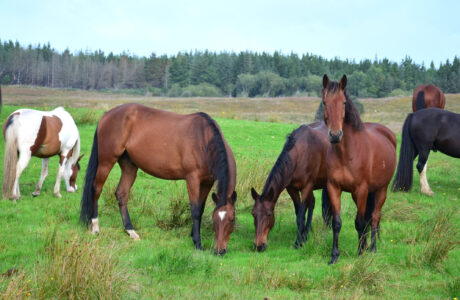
[407,208,460,269]
[1,228,134,299]
[235,155,271,208]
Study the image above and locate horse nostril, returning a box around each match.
[256,243,267,252]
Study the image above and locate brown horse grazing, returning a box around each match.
[412,84,445,112]
[80,103,237,255]
[251,122,332,252]
[322,75,397,264]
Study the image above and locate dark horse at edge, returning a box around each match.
[251,122,332,252]
[392,108,460,195]
[80,103,237,255]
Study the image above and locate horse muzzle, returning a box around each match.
[255,242,267,252]
[329,130,343,144]
[214,248,227,256]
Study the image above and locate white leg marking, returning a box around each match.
[218,211,227,221]
[54,158,66,198]
[91,218,99,234]
[420,163,434,196]
[126,229,140,240]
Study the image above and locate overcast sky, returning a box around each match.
[1,0,459,65]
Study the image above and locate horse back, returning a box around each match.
[289,122,329,189]
[98,103,230,181]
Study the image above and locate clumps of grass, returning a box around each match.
[406,209,460,269]
[448,275,460,298]
[233,258,313,292]
[0,270,32,299]
[1,229,133,299]
[153,181,191,230]
[235,155,271,208]
[35,229,133,299]
[328,254,388,295]
[383,199,421,223]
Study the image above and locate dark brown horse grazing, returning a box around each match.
[251,122,332,252]
[412,84,445,112]
[322,75,397,264]
[80,103,237,255]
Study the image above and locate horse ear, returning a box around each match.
[212,192,218,205]
[267,187,274,202]
[78,154,84,161]
[231,191,237,203]
[340,74,347,90]
[322,74,330,89]
[251,187,259,201]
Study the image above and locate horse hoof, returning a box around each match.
[328,257,339,265]
[54,193,62,198]
[421,190,434,196]
[126,229,140,240]
[32,192,39,197]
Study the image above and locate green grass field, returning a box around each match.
[0,90,459,299]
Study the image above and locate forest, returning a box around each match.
[1,39,459,98]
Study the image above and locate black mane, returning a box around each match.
[324,81,363,130]
[198,112,229,208]
[260,126,301,201]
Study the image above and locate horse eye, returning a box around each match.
[230,218,235,223]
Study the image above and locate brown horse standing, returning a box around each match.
[412,84,445,112]
[251,122,332,252]
[322,75,397,264]
[80,103,237,255]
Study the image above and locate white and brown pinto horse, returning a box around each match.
[2,107,83,200]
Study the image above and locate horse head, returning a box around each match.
[322,74,348,143]
[68,154,84,192]
[212,191,237,255]
[251,187,275,252]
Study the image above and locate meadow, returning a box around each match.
[0,87,459,299]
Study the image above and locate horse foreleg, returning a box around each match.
[12,150,32,200]
[370,188,388,252]
[416,149,433,196]
[187,175,206,250]
[327,182,342,265]
[116,155,139,240]
[53,156,67,198]
[352,185,369,256]
[286,186,307,248]
[32,158,49,197]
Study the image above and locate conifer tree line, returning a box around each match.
[1,39,459,98]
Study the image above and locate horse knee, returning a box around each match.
[191,203,203,219]
[332,215,342,232]
[355,215,367,233]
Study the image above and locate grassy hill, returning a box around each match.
[0,89,459,299]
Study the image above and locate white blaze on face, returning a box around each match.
[218,211,227,221]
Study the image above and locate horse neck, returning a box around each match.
[261,175,287,205]
[331,123,359,159]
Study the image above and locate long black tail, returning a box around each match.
[392,114,416,191]
[416,91,425,111]
[80,127,99,225]
[321,187,332,226]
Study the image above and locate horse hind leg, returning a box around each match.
[32,158,49,197]
[286,186,305,248]
[116,153,139,240]
[12,150,32,200]
[416,149,434,196]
